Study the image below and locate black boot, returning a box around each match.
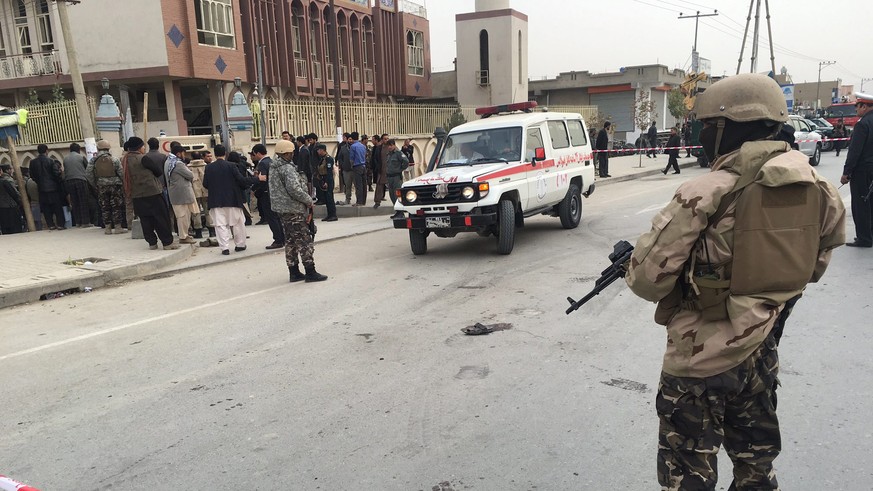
[208,226,216,238]
[193,228,203,239]
[304,264,328,282]
[289,265,305,283]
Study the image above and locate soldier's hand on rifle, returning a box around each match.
[840,174,850,185]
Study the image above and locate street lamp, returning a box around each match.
[101,77,109,93]
[234,76,242,90]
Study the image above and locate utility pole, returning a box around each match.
[816,60,836,112]
[736,0,777,76]
[327,0,343,143]
[55,0,97,159]
[256,45,267,145]
[678,10,718,73]
[749,0,761,73]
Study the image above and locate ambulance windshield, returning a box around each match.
[437,127,523,167]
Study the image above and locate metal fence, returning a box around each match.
[252,100,597,140]
[16,98,97,146]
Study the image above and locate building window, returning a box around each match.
[406,30,423,76]
[37,0,53,51]
[517,30,522,84]
[309,18,320,60]
[15,0,32,54]
[195,0,235,49]
[0,23,6,57]
[291,7,303,59]
[478,30,489,86]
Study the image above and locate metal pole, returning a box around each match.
[736,0,754,74]
[328,0,342,143]
[216,81,229,146]
[764,0,776,77]
[678,10,719,74]
[55,0,97,159]
[256,45,266,145]
[817,61,836,112]
[750,0,761,73]
[7,136,36,232]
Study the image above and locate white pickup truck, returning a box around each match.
[392,102,597,255]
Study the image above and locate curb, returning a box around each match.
[0,244,194,310]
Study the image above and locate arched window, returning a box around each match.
[406,30,424,76]
[478,30,489,85]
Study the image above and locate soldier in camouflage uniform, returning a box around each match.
[268,139,327,283]
[86,140,126,234]
[625,74,846,490]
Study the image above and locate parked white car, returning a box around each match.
[392,102,597,255]
[788,115,822,166]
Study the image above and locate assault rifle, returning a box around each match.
[308,207,317,239]
[565,240,635,314]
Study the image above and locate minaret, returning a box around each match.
[456,0,529,107]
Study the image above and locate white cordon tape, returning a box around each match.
[592,137,852,154]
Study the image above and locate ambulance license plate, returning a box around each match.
[425,216,451,228]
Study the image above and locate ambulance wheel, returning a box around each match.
[809,145,821,166]
[409,230,428,255]
[558,184,582,229]
[496,199,516,255]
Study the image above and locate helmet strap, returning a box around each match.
[713,119,726,160]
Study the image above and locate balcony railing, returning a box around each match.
[0,50,61,81]
[399,0,427,18]
[294,58,307,79]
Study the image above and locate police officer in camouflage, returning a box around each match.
[625,74,846,490]
[268,139,327,283]
[86,140,127,234]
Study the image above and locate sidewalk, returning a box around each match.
[0,154,702,309]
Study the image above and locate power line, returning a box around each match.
[629,0,680,13]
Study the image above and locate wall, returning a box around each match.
[456,10,528,107]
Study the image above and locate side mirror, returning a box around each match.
[532,147,546,164]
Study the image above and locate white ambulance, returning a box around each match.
[393,102,596,255]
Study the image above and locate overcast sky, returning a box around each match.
[425,0,872,90]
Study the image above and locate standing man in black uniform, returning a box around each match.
[840,92,873,248]
[661,127,681,175]
[251,144,285,250]
[595,121,611,178]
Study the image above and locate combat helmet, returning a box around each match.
[694,73,788,123]
[96,139,112,150]
[275,139,295,155]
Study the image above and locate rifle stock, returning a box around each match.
[565,240,634,314]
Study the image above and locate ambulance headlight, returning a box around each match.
[405,190,418,203]
[461,186,476,200]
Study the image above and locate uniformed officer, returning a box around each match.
[86,139,126,234]
[268,139,328,283]
[839,92,873,247]
[625,74,845,490]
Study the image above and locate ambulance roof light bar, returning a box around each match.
[475,101,538,118]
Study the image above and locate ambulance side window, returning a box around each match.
[547,121,570,149]
[567,120,588,147]
[526,127,544,161]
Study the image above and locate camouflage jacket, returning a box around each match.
[626,141,845,377]
[85,150,123,187]
[269,155,312,215]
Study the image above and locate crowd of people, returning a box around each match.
[0,129,416,281]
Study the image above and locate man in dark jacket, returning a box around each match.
[335,133,350,198]
[595,122,611,178]
[203,144,253,255]
[251,143,285,249]
[314,144,338,221]
[840,92,873,248]
[307,133,320,202]
[0,163,22,234]
[295,136,312,183]
[646,121,658,158]
[28,144,66,229]
[63,142,91,227]
[128,137,178,250]
[661,127,682,175]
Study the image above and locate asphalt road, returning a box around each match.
[1,151,870,490]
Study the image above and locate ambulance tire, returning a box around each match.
[496,199,516,255]
[558,184,582,229]
[409,230,428,255]
[809,145,821,166]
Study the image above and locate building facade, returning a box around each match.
[0,0,431,137]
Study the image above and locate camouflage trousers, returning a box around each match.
[657,337,781,491]
[280,213,314,268]
[98,184,125,229]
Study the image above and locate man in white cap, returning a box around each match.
[840,92,873,247]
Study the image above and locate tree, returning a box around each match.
[632,90,658,166]
[667,88,689,122]
[25,88,40,106]
[51,84,66,103]
[444,106,467,132]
